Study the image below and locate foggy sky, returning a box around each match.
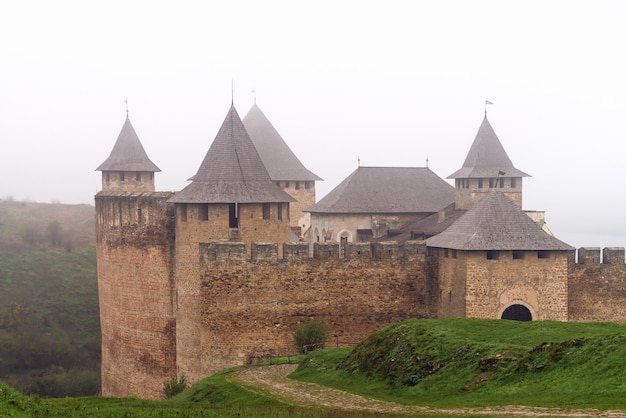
[1,0,625,249]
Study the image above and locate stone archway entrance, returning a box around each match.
[501,304,532,321]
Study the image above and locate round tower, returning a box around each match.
[95,114,176,399]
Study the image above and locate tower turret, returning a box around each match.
[448,115,529,209]
[96,115,161,192]
[242,103,322,236]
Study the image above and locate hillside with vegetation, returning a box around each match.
[0,199,99,397]
[3,319,626,416]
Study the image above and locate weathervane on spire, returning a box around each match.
[485,99,493,116]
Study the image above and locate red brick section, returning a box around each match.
[96,193,176,398]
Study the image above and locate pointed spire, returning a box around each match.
[447,115,528,179]
[242,103,322,181]
[96,115,161,172]
[168,105,294,204]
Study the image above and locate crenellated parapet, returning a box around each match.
[576,247,625,265]
[199,240,429,266]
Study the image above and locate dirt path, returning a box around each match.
[228,364,626,417]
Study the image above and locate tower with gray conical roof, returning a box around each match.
[96,115,161,192]
[242,103,321,236]
[448,115,529,209]
[168,105,295,383]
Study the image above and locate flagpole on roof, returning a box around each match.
[485,99,493,116]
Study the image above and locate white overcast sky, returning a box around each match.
[1,0,625,249]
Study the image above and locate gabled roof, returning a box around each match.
[426,190,573,251]
[96,116,161,172]
[306,166,454,214]
[168,106,294,204]
[242,104,322,181]
[447,116,529,179]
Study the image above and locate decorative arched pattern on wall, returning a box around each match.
[337,229,352,242]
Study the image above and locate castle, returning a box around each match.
[95,103,626,399]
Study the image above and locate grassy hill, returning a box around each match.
[3,319,626,416]
[0,199,99,397]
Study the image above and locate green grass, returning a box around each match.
[291,318,626,410]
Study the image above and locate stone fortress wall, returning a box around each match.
[96,193,626,398]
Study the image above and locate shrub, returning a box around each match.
[293,319,330,354]
[163,373,187,399]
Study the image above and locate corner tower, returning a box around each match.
[167,105,294,383]
[242,103,322,237]
[448,115,529,209]
[96,115,161,192]
[95,114,176,398]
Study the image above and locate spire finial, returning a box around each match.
[252,89,256,104]
[426,156,429,168]
[125,99,129,117]
[485,99,493,116]
[231,80,234,106]
[358,156,361,167]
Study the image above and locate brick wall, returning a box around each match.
[569,247,626,322]
[196,241,436,376]
[96,192,176,398]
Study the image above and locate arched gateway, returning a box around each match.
[501,304,532,321]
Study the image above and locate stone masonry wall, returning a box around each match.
[196,241,436,376]
[569,247,626,322]
[463,250,569,320]
[96,192,176,399]
[174,202,292,385]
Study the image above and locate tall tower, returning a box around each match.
[95,115,176,398]
[96,115,161,192]
[242,103,322,237]
[167,105,294,383]
[448,115,529,209]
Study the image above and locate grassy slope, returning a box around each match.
[4,319,626,416]
[292,318,626,410]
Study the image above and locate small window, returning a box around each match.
[120,172,125,181]
[105,172,110,183]
[499,178,504,188]
[444,248,449,258]
[305,181,311,190]
[511,178,517,188]
[277,203,283,221]
[538,250,550,259]
[478,178,483,188]
[451,249,457,259]
[262,203,270,220]
[285,181,290,188]
[295,181,300,190]
[486,250,499,260]
[512,250,524,260]
[136,172,141,181]
[200,204,208,221]
[276,181,281,187]
[489,178,494,188]
[181,205,187,222]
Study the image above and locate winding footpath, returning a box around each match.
[227,364,626,417]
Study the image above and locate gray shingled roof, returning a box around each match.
[96,116,161,172]
[426,190,573,251]
[448,116,529,179]
[306,167,454,214]
[168,106,294,204]
[242,104,322,181]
